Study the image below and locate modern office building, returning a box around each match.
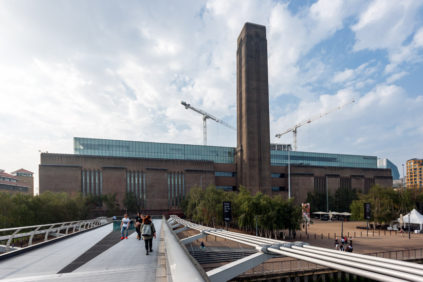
[406,159,423,189]
[39,23,392,212]
[0,169,33,195]
[377,158,400,180]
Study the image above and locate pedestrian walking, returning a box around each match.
[334,238,339,250]
[141,215,156,255]
[120,213,130,240]
[135,212,142,240]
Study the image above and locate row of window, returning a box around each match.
[74,138,380,169]
[0,183,29,192]
[216,186,235,191]
[271,151,377,168]
[0,177,17,182]
[15,172,33,177]
[272,186,286,192]
[215,171,235,177]
[75,137,235,164]
[168,172,185,207]
[81,170,102,196]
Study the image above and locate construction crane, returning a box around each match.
[181,101,235,145]
[275,99,355,151]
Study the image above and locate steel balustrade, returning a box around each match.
[0,217,109,253]
[169,216,423,282]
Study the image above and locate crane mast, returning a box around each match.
[181,101,235,145]
[275,99,355,151]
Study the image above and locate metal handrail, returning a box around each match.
[0,217,109,253]
[170,216,423,282]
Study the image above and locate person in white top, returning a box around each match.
[120,213,131,240]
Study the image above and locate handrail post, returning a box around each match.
[6,228,22,251]
[28,226,42,246]
[44,224,56,242]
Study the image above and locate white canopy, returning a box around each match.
[398,209,423,230]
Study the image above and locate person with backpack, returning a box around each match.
[141,215,156,255]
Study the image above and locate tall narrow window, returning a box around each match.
[168,174,171,207]
[135,171,138,198]
[81,170,85,195]
[100,171,103,195]
[95,170,99,196]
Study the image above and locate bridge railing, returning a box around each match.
[0,217,110,254]
[169,216,423,282]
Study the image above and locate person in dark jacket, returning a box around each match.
[141,215,156,255]
[135,212,142,240]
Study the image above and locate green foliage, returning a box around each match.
[182,185,302,237]
[350,185,423,225]
[306,187,357,213]
[0,192,120,228]
[123,192,140,213]
[306,191,333,213]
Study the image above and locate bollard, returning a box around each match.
[384,230,386,236]
[347,232,349,237]
[361,231,362,237]
[354,232,356,238]
[314,234,316,239]
[321,233,323,239]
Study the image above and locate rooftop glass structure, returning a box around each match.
[74,137,235,164]
[74,137,378,168]
[271,150,377,168]
[378,158,400,180]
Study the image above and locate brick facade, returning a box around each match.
[39,153,392,211]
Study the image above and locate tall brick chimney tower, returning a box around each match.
[236,23,271,194]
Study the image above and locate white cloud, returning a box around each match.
[272,83,423,163]
[333,69,355,83]
[352,0,423,51]
[0,0,422,191]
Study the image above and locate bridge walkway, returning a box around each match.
[0,219,163,282]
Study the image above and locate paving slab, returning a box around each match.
[0,224,112,280]
[75,219,162,272]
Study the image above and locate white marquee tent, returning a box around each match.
[397,209,423,230]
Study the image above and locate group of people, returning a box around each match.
[334,236,353,252]
[120,212,156,255]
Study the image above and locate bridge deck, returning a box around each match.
[0,219,163,282]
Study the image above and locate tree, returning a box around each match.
[102,193,120,216]
[182,185,303,238]
[123,192,139,214]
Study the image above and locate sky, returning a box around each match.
[1,0,423,193]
